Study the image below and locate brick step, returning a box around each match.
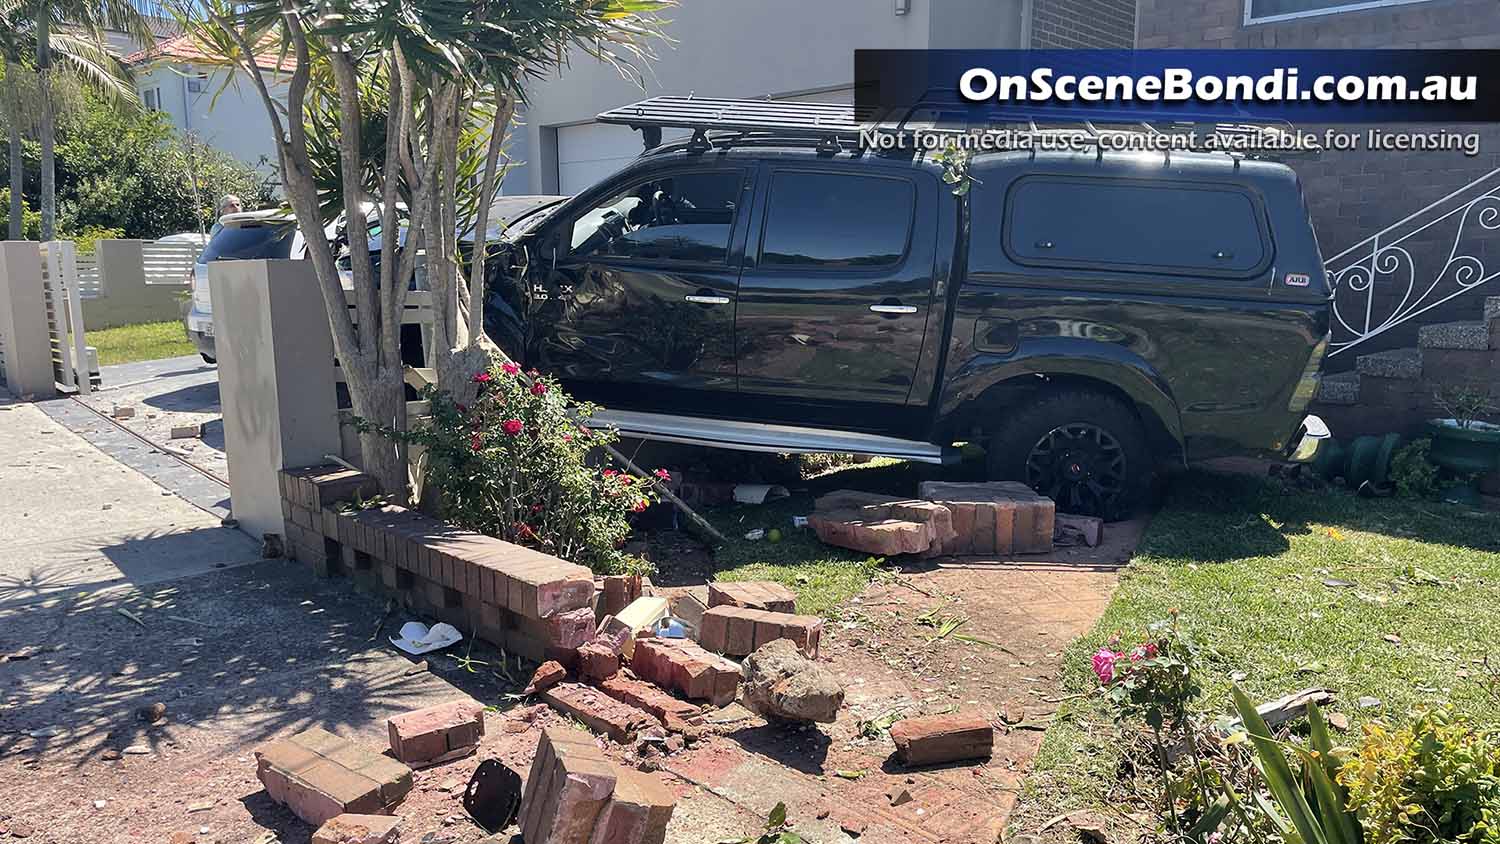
[1316,371,1360,406]
[1418,321,1490,351]
[1354,347,1422,381]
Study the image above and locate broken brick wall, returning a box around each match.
[279,465,597,662]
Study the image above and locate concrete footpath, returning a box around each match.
[0,395,528,843]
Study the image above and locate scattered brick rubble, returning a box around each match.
[255,727,414,827]
[706,580,796,612]
[311,813,402,844]
[520,727,675,844]
[888,711,995,766]
[386,699,485,767]
[698,605,823,658]
[917,480,1056,555]
[630,638,741,706]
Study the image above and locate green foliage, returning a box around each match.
[1230,689,1363,844]
[1390,439,1441,499]
[1337,707,1500,844]
[1095,615,1203,731]
[2,94,275,239]
[390,365,663,575]
[69,223,122,254]
[0,187,41,239]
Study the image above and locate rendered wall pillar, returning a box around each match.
[210,259,341,541]
[84,239,190,329]
[0,242,56,398]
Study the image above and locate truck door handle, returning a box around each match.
[684,293,730,305]
[869,302,918,316]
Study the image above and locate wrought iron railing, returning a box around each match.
[1325,166,1500,357]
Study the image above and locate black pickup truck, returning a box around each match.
[486,97,1331,517]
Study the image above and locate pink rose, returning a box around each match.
[472,371,492,384]
[1092,648,1118,684]
[501,419,523,436]
[501,362,521,375]
[653,469,671,481]
[632,500,648,513]
[530,382,548,396]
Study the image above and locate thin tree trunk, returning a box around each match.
[37,17,55,241]
[6,63,21,240]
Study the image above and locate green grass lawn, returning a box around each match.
[1014,469,1500,839]
[86,320,195,366]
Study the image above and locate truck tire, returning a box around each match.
[985,389,1151,520]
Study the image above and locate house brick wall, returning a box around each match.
[1031,0,1137,47]
[1137,0,1500,368]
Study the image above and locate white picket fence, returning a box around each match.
[75,239,201,300]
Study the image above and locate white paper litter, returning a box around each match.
[733,484,789,505]
[389,621,464,655]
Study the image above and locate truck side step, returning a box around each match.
[590,409,956,464]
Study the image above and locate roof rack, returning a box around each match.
[596,96,1318,161]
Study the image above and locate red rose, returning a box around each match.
[602,469,618,478]
[530,382,548,396]
[653,469,671,481]
[469,433,483,451]
[501,362,521,375]
[502,419,523,436]
[472,371,492,384]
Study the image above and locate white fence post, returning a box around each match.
[41,240,93,395]
[210,259,342,541]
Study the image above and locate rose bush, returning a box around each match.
[393,365,662,575]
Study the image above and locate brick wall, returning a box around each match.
[1137,0,1500,369]
[1031,0,1137,47]
[278,465,599,663]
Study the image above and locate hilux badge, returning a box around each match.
[1284,272,1311,287]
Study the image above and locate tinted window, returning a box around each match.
[1007,178,1266,274]
[201,223,296,263]
[760,173,913,269]
[570,172,740,264]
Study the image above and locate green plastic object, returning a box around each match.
[1345,435,1382,487]
[1311,438,1346,480]
[1426,419,1500,475]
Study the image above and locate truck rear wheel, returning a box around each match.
[985,389,1151,520]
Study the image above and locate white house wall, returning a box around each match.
[501,0,1025,196]
[139,63,283,181]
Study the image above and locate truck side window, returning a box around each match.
[1006,178,1267,275]
[760,173,914,269]
[569,172,740,265]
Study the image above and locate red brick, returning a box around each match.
[311,813,402,844]
[601,574,642,617]
[386,700,485,766]
[526,660,568,695]
[630,639,740,705]
[578,641,621,681]
[543,682,661,742]
[706,581,796,613]
[596,674,702,733]
[699,606,822,658]
[254,728,412,828]
[508,555,595,619]
[520,727,618,844]
[888,712,994,766]
[588,769,676,844]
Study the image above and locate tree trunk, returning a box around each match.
[345,360,408,498]
[37,18,55,242]
[6,64,21,241]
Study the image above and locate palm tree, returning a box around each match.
[0,16,137,239]
[12,0,158,239]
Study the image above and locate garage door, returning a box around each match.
[556,122,696,195]
[556,123,648,195]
